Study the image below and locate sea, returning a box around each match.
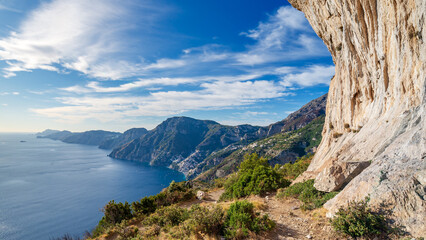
[0,133,185,240]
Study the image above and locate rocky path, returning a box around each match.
[260,195,339,240]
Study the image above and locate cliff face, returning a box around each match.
[288,0,425,236]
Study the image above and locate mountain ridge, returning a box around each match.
[109,94,327,178]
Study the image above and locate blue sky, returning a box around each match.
[0,0,334,132]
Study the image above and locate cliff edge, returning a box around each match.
[288,0,425,236]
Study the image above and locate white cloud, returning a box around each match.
[0,0,165,79]
[1,103,7,106]
[242,111,269,117]
[0,91,19,95]
[60,73,266,94]
[37,63,333,123]
[32,80,287,122]
[144,58,187,70]
[280,65,335,87]
[236,6,329,65]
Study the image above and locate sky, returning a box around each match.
[0,0,334,133]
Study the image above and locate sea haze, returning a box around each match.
[0,133,185,240]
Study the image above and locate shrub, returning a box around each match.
[132,196,157,215]
[103,200,132,225]
[225,200,275,239]
[275,154,312,180]
[277,180,338,210]
[92,200,132,237]
[220,153,290,200]
[331,198,388,238]
[188,205,225,235]
[92,217,109,237]
[143,205,189,228]
[132,180,195,217]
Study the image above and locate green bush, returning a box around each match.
[91,200,132,237]
[132,180,195,216]
[277,180,338,210]
[132,196,157,215]
[143,205,189,228]
[103,200,132,225]
[220,153,290,200]
[331,198,388,238]
[225,200,275,239]
[188,204,225,235]
[275,154,312,180]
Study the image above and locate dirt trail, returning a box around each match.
[260,194,340,240]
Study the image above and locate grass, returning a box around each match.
[277,179,338,210]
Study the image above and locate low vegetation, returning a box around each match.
[224,200,275,239]
[330,198,388,238]
[92,180,195,238]
[275,153,313,180]
[219,153,290,201]
[277,179,338,210]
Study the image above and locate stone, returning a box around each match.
[288,0,426,237]
[196,190,205,200]
[306,234,312,239]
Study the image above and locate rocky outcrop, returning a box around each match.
[266,94,327,136]
[288,0,425,236]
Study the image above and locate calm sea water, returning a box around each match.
[0,133,185,240]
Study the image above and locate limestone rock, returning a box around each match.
[196,190,205,200]
[288,0,426,237]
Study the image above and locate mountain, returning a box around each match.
[35,129,61,137]
[186,94,327,179]
[266,94,326,136]
[110,94,327,178]
[37,130,73,140]
[98,128,148,149]
[193,116,324,181]
[39,130,122,148]
[289,0,425,236]
[61,130,121,146]
[108,117,266,174]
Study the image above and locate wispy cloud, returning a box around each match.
[0,3,20,13]
[60,73,266,94]
[32,80,287,122]
[0,0,166,79]
[0,91,19,95]
[7,2,333,126]
[236,6,329,65]
[280,65,335,87]
[33,63,334,122]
